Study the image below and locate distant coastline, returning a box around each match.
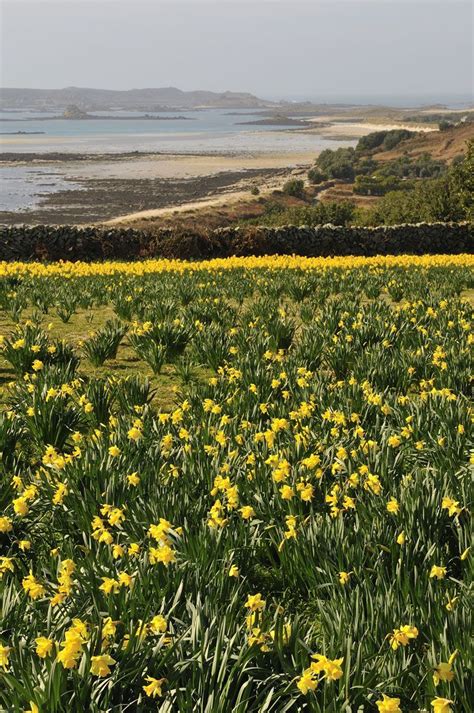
[1,114,193,122]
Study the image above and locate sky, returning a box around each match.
[1,0,473,103]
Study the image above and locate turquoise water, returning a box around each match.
[0,108,349,155]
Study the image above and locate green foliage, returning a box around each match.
[241,200,356,227]
[1,324,78,377]
[356,129,415,153]
[359,172,466,225]
[449,139,474,220]
[307,167,327,185]
[82,319,128,366]
[354,154,447,196]
[282,179,305,198]
[314,136,430,186]
[55,295,79,324]
[316,143,448,201]
[316,148,356,180]
[353,175,411,196]
[376,153,447,180]
[356,147,471,225]
[128,334,167,374]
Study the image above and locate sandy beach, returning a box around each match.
[314,120,437,137]
[0,144,319,225]
[46,150,316,180]
[0,150,310,225]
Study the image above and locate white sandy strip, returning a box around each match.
[102,121,436,224]
[103,168,301,225]
[103,190,252,224]
[311,120,437,136]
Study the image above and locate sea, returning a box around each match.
[0,108,342,154]
[0,108,355,213]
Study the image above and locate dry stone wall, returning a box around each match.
[0,222,472,262]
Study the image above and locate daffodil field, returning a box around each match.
[0,254,472,712]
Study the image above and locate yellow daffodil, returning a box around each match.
[376,694,402,712]
[90,654,116,677]
[143,676,166,698]
[431,698,454,713]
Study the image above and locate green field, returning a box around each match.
[0,255,472,712]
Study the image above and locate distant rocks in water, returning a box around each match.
[0,130,46,135]
[5,104,195,121]
[62,105,90,119]
[236,114,311,127]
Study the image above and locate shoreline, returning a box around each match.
[0,117,446,226]
[0,147,315,225]
[0,148,316,167]
[0,162,305,226]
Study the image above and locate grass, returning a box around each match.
[0,256,472,712]
[2,288,472,405]
[0,306,190,410]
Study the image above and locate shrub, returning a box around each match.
[359,176,465,225]
[449,139,474,220]
[307,167,327,184]
[282,179,305,198]
[356,129,414,153]
[353,175,410,196]
[439,119,454,131]
[316,148,355,180]
[375,154,447,180]
[240,200,355,227]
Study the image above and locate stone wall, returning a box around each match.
[0,222,472,261]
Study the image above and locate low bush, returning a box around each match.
[282,179,305,198]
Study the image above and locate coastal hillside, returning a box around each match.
[103,124,473,231]
[373,122,474,163]
[0,86,273,111]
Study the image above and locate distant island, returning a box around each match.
[60,104,193,120]
[1,104,194,121]
[236,114,311,127]
[2,88,472,125]
[0,86,274,112]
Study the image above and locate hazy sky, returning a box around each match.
[1,0,473,102]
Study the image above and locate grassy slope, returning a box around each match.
[0,307,187,410]
[320,123,474,208]
[112,124,474,230]
[372,123,474,164]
